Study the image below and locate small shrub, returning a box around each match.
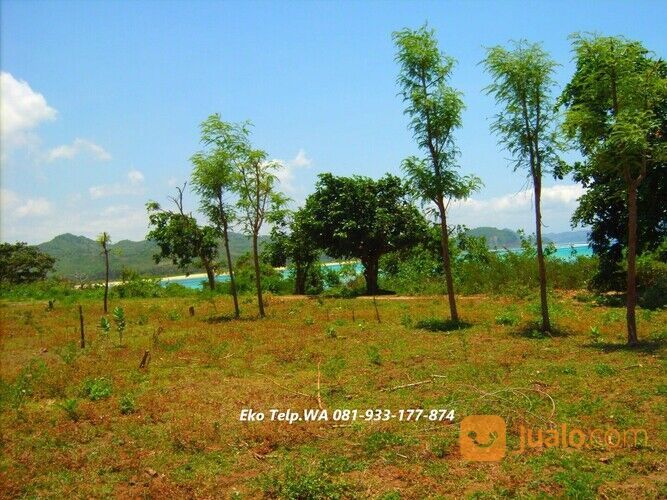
[415,318,470,332]
[495,308,519,326]
[260,464,349,499]
[99,316,111,335]
[112,307,126,345]
[57,398,80,421]
[367,345,382,366]
[81,377,112,401]
[304,317,315,326]
[325,325,338,339]
[168,309,181,321]
[119,393,137,414]
[589,326,603,344]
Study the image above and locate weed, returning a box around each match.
[81,377,112,401]
[495,307,519,326]
[589,326,603,343]
[400,314,413,327]
[260,463,350,499]
[168,309,181,321]
[364,431,404,453]
[325,325,338,339]
[594,363,616,376]
[57,398,80,421]
[367,345,382,366]
[304,316,315,326]
[55,341,80,365]
[119,393,137,415]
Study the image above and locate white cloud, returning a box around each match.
[0,188,52,220]
[448,184,586,233]
[0,72,57,148]
[46,138,111,162]
[274,149,313,195]
[89,170,145,199]
[127,169,144,184]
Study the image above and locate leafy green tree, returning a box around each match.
[191,113,249,318]
[266,208,321,295]
[96,232,111,313]
[235,149,287,317]
[559,34,667,344]
[302,173,427,295]
[146,184,220,291]
[483,40,561,333]
[0,242,56,284]
[393,25,481,322]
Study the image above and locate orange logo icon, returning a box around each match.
[460,415,506,461]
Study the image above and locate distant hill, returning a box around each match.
[37,232,267,280]
[466,227,590,248]
[466,227,521,248]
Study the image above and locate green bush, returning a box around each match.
[119,393,137,414]
[81,377,112,401]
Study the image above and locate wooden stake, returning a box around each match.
[189,306,195,317]
[139,350,151,369]
[373,296,381,323]
[78,305,85,349]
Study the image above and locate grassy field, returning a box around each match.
[0,292,665,498]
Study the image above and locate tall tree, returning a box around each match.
[394,25,481,322]
[559,34,667,344]
[97,232,111,313]
[192,114,249,318]
[235,149,286,317]
[483,40,561,333]
[302,173,427,295]
[146,184,220,291]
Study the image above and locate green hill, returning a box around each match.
[466,227,521,248]
[37,232,267,281]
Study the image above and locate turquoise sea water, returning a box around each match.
[160,244,593,289]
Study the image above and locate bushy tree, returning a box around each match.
[394,25,481,321]
[559,33,667,344]
[483,40,561,333]
[146,185,219,291]
[0,242,56,284]
[302,173,427,295]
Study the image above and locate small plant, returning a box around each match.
[400,314,413,327]
[304,317,315,326]
[415,318,469,332]
[81,377,112,401]
[57,398,80,421]
[112,307,126,345]
[325,325,338,339]
[136,313,149,325]
[367,345,382,366]
[119,393,137,414]
[495,308,519,326]
[99,316,111,335]
[594,364,616,377]
[589,326,603,344]
[168,309,181,321]
[55,341,80,365]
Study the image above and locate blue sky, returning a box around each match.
[1,0,665,243]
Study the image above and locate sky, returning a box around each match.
[1,0,665,244]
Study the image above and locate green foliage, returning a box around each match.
[367,345,382,366]
[364,431,404,453]
[99,316,111,335]
[260,463,350,499]
[415,317,469,332]
[0,242,56,284]
[302,173,427,294]
[0,359,48,409]
[167,309,181,321]
[81,377,112,401]
[112,307,126,344]
[119,393,137,414]
[495,307,519,326]
[324,325,338,339]
[55,341,80,365]
[57,398,80,421]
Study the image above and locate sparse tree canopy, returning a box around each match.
[0,242,56,284]
[559,33,667,344]
[394,25,481,321]
[302,173,427,295]
[483,40,561,333]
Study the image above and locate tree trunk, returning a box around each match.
[252,232,265,317]
[626,179,639,345]
[222,220,240,318]
[294,262,307,295]
[204,263,216,291]
[103,249,109,314]
[362,255,379,295]
[437,200,459,323]
[533,179,551,333]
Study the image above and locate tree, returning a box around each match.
[393,25,481,322]
[97,232,111,313]
[483,40,561,333]
[191,113,249,318]
[0,242,55,284]
[559,34,667,344]
[146,184,220,290]
[302,173,426,295]
[266,208,321,295]
[235,149,287,317]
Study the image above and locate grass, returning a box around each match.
[0,292,665,498]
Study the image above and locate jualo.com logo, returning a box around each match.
[460,415,647,461]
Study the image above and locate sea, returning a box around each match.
[160,243,594,289]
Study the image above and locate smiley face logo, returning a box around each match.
[460,415,506,461]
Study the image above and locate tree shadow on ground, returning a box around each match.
[511,322,572,340]
[414,318,472,332]
[583,339,665,355]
